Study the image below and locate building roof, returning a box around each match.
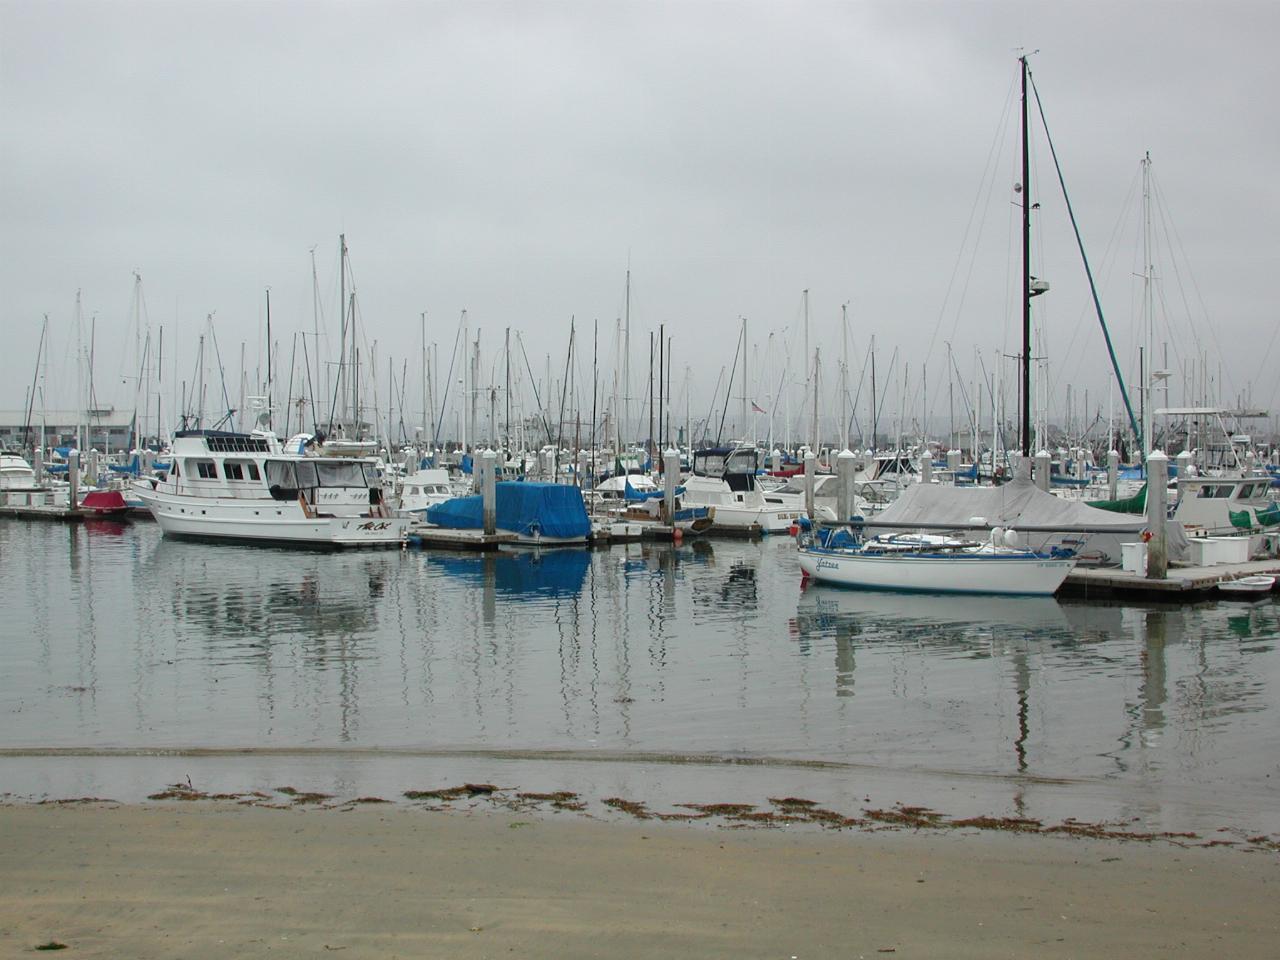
[0,409,135,429]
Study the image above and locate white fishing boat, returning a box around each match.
[393,467,455,519]
[132,430,408,548]
[680,447,800,533]
[797,528,1076,596]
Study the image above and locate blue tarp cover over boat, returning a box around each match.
[425,482,590,539]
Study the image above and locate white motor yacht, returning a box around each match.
[133,430,408,548]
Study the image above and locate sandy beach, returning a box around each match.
[2,801,1277,959]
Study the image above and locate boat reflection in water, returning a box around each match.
[5,521,1280,838]
[151,537,392,656]
[424,548,592,600]
[794,581,1071,640]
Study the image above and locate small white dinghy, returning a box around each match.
[1217,575,1276,596]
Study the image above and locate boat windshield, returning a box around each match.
[695,453,727,477]
[265,460,298,489]
[265,459,369,490]
[316,460,368,488]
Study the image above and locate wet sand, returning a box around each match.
[2,802,1276,959]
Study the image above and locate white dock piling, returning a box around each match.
[481,448,497,536]
[804,450,816,521]
[1146,449,1169,580]
[1034,450,1051,492]
[663,448,678,521]
[837,449,856,521]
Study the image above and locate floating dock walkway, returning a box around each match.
[0,503,88,521]
[406,528,519,551]
[1063,559,1280,600]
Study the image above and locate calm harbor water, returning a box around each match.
[2,519,1278,836]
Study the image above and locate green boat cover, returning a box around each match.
[1255,505,1280,527]
[1089,483,1147,514]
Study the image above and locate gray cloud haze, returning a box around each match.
[2,0,1277,442]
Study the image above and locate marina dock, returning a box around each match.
[0,503,88,522]
[406,527,519,551]
[1063,559,1280,599]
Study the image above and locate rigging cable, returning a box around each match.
[1029,70,1142,449]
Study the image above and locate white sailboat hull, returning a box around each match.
[797,546,1075,596]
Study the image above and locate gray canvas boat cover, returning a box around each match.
[864,478,1147,534]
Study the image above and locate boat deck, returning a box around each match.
[1063,559,1280,599]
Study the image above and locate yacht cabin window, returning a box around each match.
[193,460,218,479]
[222,460,262,482]
[1196,484,1235,499]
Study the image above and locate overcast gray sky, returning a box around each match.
[2,0,1277,443]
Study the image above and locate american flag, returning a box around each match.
[750,401,766,414]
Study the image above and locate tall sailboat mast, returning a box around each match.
[338,234,347,433]
[1019,54,1032,460]
[840,303,849,452]
[1141,151,1154,455]
[802,289,810,447]
[265,287,273,433]
[427,316,432,450]
[505,326,512,451]
[739,317,748,442]
[624,269,631,446]
[869,337,877,453]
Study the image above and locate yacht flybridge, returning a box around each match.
[133,430,408,548]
